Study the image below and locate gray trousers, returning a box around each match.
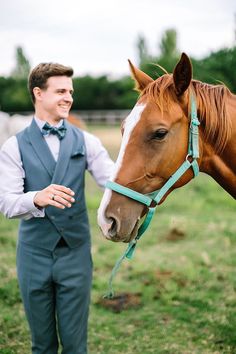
[17,240,92,354]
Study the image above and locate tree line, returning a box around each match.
[1,30,236,113]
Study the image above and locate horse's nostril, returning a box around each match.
[108,217,118,238]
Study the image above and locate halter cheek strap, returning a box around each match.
[104,94,200,298]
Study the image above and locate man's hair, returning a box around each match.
[28,63,74,103]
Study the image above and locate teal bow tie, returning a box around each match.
[42,122,67,140]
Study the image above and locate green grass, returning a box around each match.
[0,126,236,353]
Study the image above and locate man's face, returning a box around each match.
[35,76,74,123]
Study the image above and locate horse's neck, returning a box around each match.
[200,95,236,199]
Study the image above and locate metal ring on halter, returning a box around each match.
[185,154,193,162]
[185,154,190,161]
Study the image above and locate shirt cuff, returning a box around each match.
[24,191,45,218]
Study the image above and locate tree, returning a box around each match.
[136,35,150,66]
[191,47,236,91]
[11,46,31,79]
[136,29,180,78]
[157,28,180,73]
[159,29,179,60]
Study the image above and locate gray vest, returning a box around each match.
[16,119,90,250]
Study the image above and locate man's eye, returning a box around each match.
[150,129,168,140]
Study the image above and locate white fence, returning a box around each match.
[0,110,130,146]
[75,110,130,124]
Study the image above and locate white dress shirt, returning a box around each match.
[0,118,114,220]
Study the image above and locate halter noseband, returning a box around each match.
[104,94,200,297]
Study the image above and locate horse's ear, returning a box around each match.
[173,53,192,97]
[128,59,153,92]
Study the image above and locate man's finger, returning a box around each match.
[51,184,75,196]
[50,199,66,209]
[51,190,75,203]
[51,195,72,208]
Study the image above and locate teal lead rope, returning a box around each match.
[103,93,200,299]
[103,240,138,299]
[104,207,156,299]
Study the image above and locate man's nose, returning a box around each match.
[64,93,73,103]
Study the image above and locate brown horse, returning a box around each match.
[98,53,236,243]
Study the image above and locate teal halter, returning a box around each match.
[104,94,200,298]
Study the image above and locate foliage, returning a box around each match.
[72,75,137,110]
[137,28,180,77]
[191,47,236,91]
[158,29,180,73]
[136,35,150,67]
[0,77,33,112]
[11,46,31,80]
[0,37,235,113]
[136,29,236,93]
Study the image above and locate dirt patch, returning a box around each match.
[155,269,187,288]
[155,270,174,280]
[96,292,142,313]
[164,227,186,241]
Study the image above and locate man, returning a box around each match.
[0,63,114,353]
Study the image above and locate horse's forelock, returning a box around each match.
[142,74,177,114]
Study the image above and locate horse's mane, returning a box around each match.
[142,74,232,153]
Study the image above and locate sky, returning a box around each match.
[0,0,235,78]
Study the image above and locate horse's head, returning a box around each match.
[98,53,201,242]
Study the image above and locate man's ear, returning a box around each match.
[32,87,42,101]
[173,53,192,97]
[128,59,153,92]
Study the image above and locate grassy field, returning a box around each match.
[0,126,236,354]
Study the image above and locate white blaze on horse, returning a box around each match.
[98,53,236,244]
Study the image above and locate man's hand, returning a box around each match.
[33,184,75,209]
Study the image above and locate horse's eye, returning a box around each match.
[151,129,168,140]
